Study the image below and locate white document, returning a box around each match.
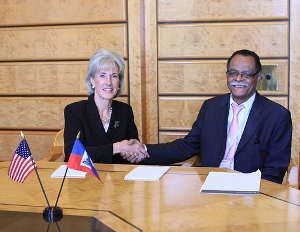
[124,166,170,181]
[51,164,86,178]
[200,169,261,195]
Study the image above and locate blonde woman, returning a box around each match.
[64,49,148,163]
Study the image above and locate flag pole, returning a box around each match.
[31,130,63,223]
[21,131,51,208]
[54,131,80,208]
[54,164,69,208]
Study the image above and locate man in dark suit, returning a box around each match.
[136,49,292,184]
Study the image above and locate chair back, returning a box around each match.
[43,129,64,161]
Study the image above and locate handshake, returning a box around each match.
[113,139,149,163]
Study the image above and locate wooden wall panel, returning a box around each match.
[0,62,129,96]
[159,97,209,130]
[159,96,288,131]
[0,62,87,95]
[0,97,83,130]
[142,0,159,143]
[266,97,288,109]
[0,25,127,61]
[0,97,128,130]
[158,61,226,94]
[0,0,127,26]
[158,60,288,95]
[159,94,290,143]
[0,131,56,161]
[158,96,288,142]
[159,132,187,143]
[127,0,143,139]
[158,22,288,58]
[158,0,289,21]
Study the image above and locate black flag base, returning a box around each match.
[43,206,63,223]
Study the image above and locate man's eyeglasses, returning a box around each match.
[226,70,260,79]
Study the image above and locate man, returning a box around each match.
[131,49,292,184]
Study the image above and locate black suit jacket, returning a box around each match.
[64,94,139,164]
[144,92,292,184]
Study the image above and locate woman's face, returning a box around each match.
[90,66,120,101]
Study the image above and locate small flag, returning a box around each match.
[67,139,102,182]
[8,139,36,183]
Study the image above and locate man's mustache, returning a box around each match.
[229,81,249,87]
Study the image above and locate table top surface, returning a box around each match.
[1,161,300,231]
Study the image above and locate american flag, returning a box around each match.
[8,139,36,183]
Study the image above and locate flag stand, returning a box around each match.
[43,206,63,222]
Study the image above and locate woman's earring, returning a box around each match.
[92,84,95,89]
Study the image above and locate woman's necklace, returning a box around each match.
[100,107,112,122]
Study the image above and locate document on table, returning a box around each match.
[124,166,170,181]
[200,169,261,195]
[51,164,87,178]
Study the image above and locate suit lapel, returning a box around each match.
[236,93,264,153]
[215,95,231,152]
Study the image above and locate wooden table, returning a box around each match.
[1,161,300,231]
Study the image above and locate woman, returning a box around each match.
[64,49,147,163]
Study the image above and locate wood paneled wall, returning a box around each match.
[0,0,130,160]
[0,0,299,173]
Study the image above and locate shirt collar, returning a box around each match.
[230,92,256,109]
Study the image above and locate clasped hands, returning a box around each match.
[115,139,149,163]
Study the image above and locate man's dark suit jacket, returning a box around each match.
[64,94,139,164]
[144,92,292,184]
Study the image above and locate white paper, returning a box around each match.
[200,169,261,195]
[51,164,87,178]
[124,166,170,181]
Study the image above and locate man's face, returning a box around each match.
[226,54,262,104]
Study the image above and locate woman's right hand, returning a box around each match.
[114,139,149,163]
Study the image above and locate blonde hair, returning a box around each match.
[86,49,125,97]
